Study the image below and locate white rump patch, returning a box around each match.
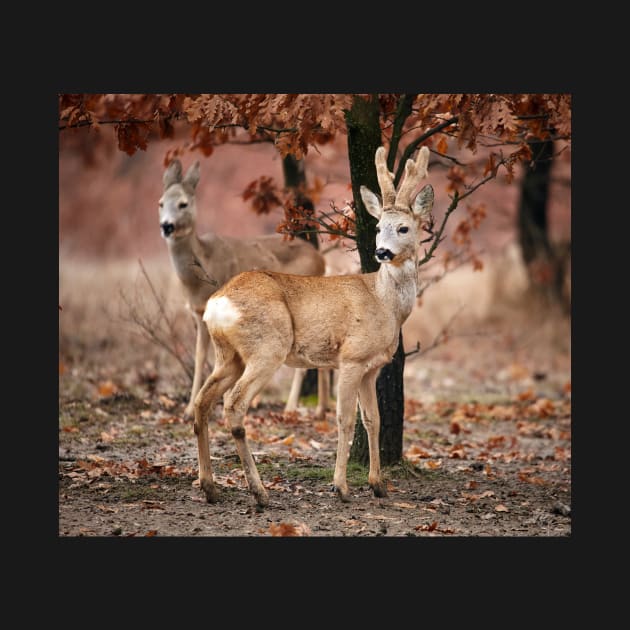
[203,296,241,329]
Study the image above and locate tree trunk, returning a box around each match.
[282,154,319,395]
[518,137,568,311]
[345,95,405,466]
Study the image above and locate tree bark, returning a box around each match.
[518,137,569,311]
[282,154,319,395]
[345,94,405,466]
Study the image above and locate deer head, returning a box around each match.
[360,146,433,265]
[158,159,201,239]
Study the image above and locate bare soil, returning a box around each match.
[58,269,571,538]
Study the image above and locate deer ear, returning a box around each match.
[360,186,382,220]
[183,161,201,192]
[163,159,183,190]
[412,184,434,221]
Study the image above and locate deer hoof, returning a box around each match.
[254,489,269,509]
[370,482,388,498]
[201,479,220,503]
[333,485,351,502]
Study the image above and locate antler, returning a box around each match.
[375,146,396,206]
[395,146,430,207]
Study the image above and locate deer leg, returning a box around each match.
[358,369,387,498]
[224,360,282,508]
[314,368,330,420]
[193,357,243,503]
[185,313,210,419]
[332,364,363,502]
[284,368,306,413]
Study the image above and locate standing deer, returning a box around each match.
[193,145,433,507]
[158,159,330,419]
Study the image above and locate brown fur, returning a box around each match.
[193,146,433,507]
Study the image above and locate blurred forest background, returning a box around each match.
[59,95,570,406]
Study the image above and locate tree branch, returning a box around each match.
[417,191,460,268]
[394,116,459,186]
[387,94,415,171]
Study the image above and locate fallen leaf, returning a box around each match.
[158,395,177,410]
[96,504,117,513]
[393,502,417,509]
[159,416,184,425]
[280,434,295,446]
[62,426,79,433]
[424,459,443,470]
[450,420,462,435]
[98,380,118,397]
[268,521,311,536]
[405,445,431,459]
[517,388,535,401]
[495,504,509,512]
[314,420,334,433]
[145,530,158,537]
[59,361,66,375]
[100,430,115,443]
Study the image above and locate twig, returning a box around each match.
[406,305,466,362]
[394,116,459,186]
[417,191,460,268]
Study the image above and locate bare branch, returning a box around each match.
[394,116,459,186]
[417,191,460,268]
[405,305,466,361]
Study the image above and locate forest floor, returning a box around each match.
[58,260,571,538]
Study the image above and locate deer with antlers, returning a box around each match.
[193,145,434,507]
[158,159,330,420]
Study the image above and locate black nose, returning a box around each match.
[375,248,394,261]
[161,222,175,237]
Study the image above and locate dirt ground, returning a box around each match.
[58,260,571,538]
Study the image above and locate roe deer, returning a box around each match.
[193,145,433,507]
[158,159,330,419]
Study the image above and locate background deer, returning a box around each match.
[193,145,433,507]
[158,159,330,419]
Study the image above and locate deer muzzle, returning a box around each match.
[375,248,395,262]
[161,222,175,237]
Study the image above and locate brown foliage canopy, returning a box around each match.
[59,93,570,163]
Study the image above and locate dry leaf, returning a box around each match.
[280,434,295,446]
[393,502,417,509]
[100,430,115,443]
[158,395,177,410]
[268,521,311,537]
[495,504,509,512]
[517,388,535,401]
[424,459,443,470]
[145,530,158,537]
[97,380,118,397]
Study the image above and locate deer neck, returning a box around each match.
[375,254,418,326]
[165,231,211,292]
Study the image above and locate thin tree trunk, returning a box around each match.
[518,137,568,310]
[282,154,319,395]
[345,94,405,466]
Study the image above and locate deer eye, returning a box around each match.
[398,226,409,234]
[178,201,188,209]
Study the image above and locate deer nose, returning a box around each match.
[161,222,175,237]
[375,248,394,262]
